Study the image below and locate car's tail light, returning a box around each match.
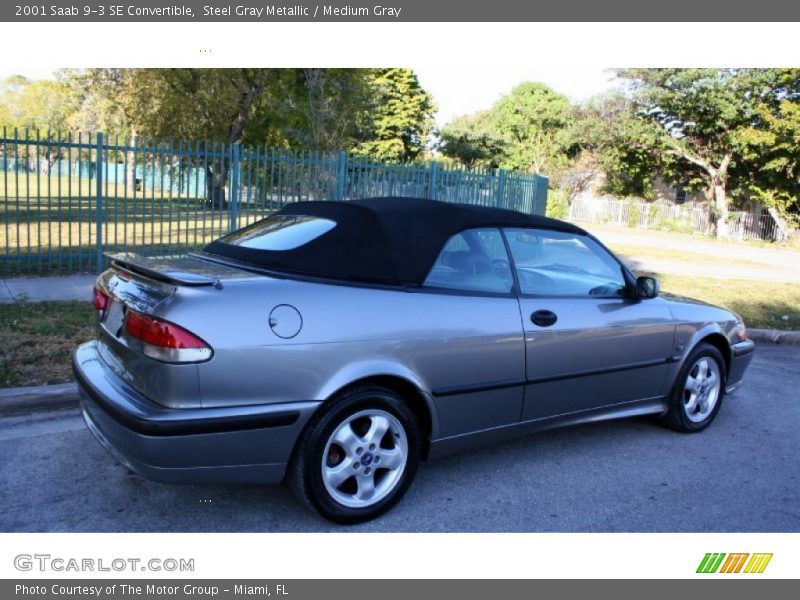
[124,310,212,363]
[93,285,110,312]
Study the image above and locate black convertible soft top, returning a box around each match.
[203,197,586,286]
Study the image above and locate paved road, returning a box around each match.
[583,222,800,283]
[0,274,95,303]
[619,256,800,283]
[1,345,798,533]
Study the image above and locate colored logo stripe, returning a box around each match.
[697,553,726,573]
[719,553,749,573]
[744,553,773,574]
[697,553,773,574]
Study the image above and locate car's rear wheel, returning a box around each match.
[288,386,421,524]
[660,342,726,432]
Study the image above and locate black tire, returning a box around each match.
[660,342,727,433]
[288,385,422,524]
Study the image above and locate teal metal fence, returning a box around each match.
[0,129,549,276]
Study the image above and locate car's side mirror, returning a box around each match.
[635,276,659,299]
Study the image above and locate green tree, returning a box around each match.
[0,74,83,172]
[354,68,436,162]
[615,68,793,237]
[0,75,32,126]
[65,70,128,138]
[3,77,80,132]
[0,94,11,128]
[438,82,575,177]
[81,69,150,194]
[439,111,505,168]
[88,68,274,206]
[87,68,437,201]
[107,69,273,144]
[734,79,800,232]
[6,68,440,202]
[259,68,375,151]
[575,92,668,199]
[489,81,574,174]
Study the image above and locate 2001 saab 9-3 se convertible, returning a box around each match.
[73,197,755,523]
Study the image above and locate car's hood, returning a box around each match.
[660,292,740,323]
[660,291,722,310]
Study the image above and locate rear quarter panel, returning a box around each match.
[161,278,525,433]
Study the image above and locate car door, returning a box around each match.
[503,227,675,421]
[418,227,526,437]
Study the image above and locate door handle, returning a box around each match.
[531,309,557,327]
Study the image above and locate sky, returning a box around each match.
[0,67,619,128]
[414,67,619,126]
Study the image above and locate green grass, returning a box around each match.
[655,273,800,330]
[0,300,96,387]
[1,174,185,200]
[0,193,271,276]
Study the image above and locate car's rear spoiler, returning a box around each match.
[105,252,220,287]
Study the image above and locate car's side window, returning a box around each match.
[423,228,513,294]
[504,228,627,298]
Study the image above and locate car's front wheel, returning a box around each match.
[660,342,726,432]
[289,386,421,524]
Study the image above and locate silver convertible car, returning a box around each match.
[74,197,755,523]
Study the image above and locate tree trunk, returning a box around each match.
[205,162,229,210]
[712,178,729,238]
[766,206,797,242]
[126,126,137,196]
[671,149,732,238]
[41,148,59,175]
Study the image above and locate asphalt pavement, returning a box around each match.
[1,344,798,532]
[0,274,95,303]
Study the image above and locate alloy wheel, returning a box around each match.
[321,409,408,509]
[683,357,722,423]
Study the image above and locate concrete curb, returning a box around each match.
[0,382,78,416]
[747,328,800,345]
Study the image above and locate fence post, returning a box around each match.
[95,132,104,273]
[335,151,348,201]
[229,143,241,232]
[428,161,439,200]
[496,169,507,208]
[532,174,549,216]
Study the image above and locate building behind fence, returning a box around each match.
[569,194,789,243]
[0,130,548,276]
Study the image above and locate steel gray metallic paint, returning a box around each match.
[81,250,754,482]
[74,342,321,483]
[170,273,523,438]
[659,292,753,393]
[518,296,675,419]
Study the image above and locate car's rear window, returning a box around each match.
[219,215,337,251]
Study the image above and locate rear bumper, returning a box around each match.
[726,339,755,393]
[73,341,321,484]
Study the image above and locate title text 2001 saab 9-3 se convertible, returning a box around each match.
[73,197,755,523]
